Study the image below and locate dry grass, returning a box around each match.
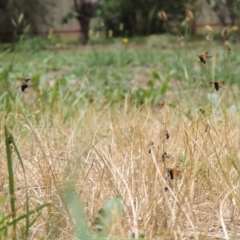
[1,86,240,239]
[1,12,240,239]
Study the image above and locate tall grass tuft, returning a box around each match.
[2,127,49,239]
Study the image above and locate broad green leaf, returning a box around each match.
[92,196,122,234]
[160,82,169,95]
[151,71,160,80]
[65,186,91,240]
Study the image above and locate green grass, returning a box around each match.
[1,34,239,107]
[1,33,240,239]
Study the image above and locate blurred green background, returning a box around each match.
[0,0,239,44]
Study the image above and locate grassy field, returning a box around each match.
[1,32,240,239]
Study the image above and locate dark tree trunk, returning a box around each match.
[226,0,237,25]
[77,16,91,45]
[206,0,228,26]
[74,1,96,45]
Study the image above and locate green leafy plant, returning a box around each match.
[64,185,123,240]
[132,70,169,106]
[92,195,123,238]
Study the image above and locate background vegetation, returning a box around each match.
[1,0,240,43]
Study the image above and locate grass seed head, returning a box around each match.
[177,35,184,43]
[228,47,231,54]
[224,41,232,54]
[119,23,124,31]
[148,141,154,154]
[158,11,168,21]
[162,152,171,161]
[205,25,213,33]
[185,10,194,21]
[165,129,170,139]
[47,28,54,39]
[108,29,113,38]
[206,33,213,41]
[224,40,231,48]
[221,27,229,38]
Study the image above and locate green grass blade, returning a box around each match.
[0,203,50,232]
[64,185,91,240]
[10,132,30,238]
[4,126,16,238]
